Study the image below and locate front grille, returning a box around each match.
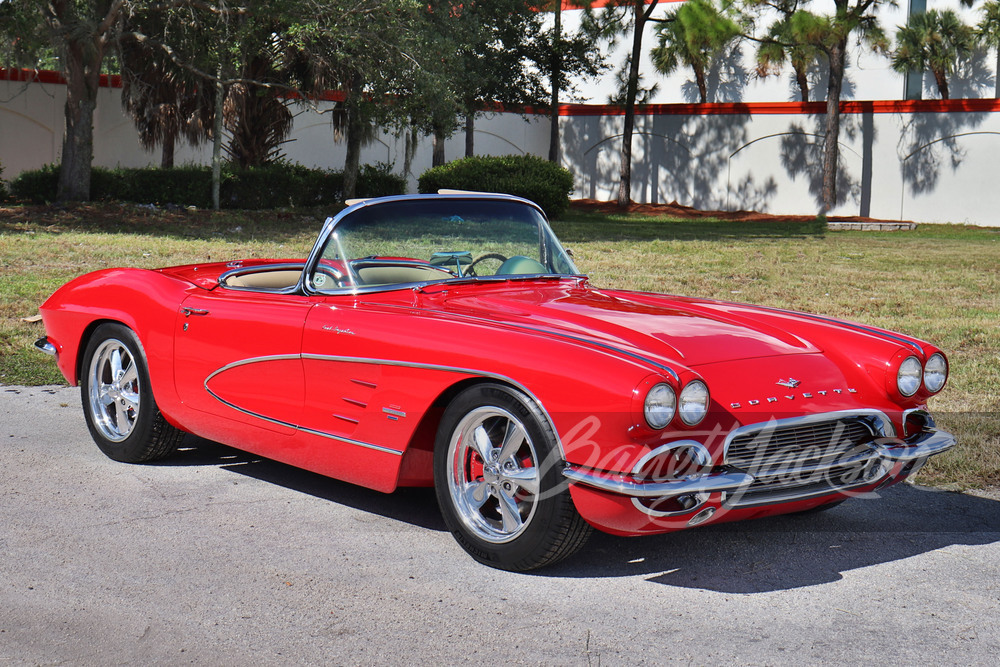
[727,419,875,472]
[724,416,884,506]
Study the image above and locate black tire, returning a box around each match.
[433,383,591,571]
[80,323,183,463]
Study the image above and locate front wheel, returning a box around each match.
[80,323,183,463]
[434,384,591,571]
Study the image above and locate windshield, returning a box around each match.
[308,197,579,292]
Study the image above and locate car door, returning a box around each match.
[173,288,313,445]
[299,295,460,455]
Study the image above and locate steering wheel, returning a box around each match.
[465,252,509,276]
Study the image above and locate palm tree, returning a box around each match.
[223,48,294,168]
[651,0,740,104]
[614,0,661,207]
[979,0,1000,98]
[892,9,976,100]
[748,0,891,213]
[756,19,824,102]
[119,39,213,168]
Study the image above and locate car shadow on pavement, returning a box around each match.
[160,435,446,532]
[543,483,1000,591]
[158,436,998,590]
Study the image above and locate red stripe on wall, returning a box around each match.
[556,0,681,8]
[555,98,1000,116]
[1,67,121,88]
[5,67,999,116]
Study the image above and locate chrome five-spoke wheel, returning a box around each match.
[446,406,541,543]
[87,338,141,442]
[434,383,591,571]
[80,323,183,463]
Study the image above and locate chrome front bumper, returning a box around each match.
[34,337,57,356]
[563,427,956,509]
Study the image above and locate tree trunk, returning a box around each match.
[821,41,846,214]
[212,66,224,211]
[403,126,417,180]
[996,48,1000,99]
[932,68,950,100]
[57,40,102,202]
[548,1,562,164]
[465,113,475,157]
[343,105,364,200]
[161,133,176,169]
[617,2,655,207]
[795,66,809,103]
[695,65,707,104]
[433,127,446,167]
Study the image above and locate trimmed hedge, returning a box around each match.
[9,162,406,209]
[417,154,574,218]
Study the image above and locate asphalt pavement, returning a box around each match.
[2,385,999,665]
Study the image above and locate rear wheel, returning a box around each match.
[80,323,183,463]
[434,384,591,571]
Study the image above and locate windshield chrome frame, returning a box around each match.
[298,193,583,296]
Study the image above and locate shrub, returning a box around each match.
[219,163,341,209]
[355,162,408,199]
[10,164,60,203]
[417,154,574,218]
[0,160,7,202]
[7,162,406,208]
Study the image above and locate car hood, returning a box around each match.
[422,281,821,367]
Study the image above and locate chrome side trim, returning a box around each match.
[34,337,57,356]
[299,352,567,459]
[203,385,402,457]
[202,352,563,459]
[332,414,360,425]
[563,466,754,498]
[204,354,302,382]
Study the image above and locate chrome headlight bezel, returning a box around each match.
[896,355,922,397]
[643,382,676,430]
[924,353,948,394]
[678,380,710,426]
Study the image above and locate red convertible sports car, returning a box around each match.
[36,193,955,571]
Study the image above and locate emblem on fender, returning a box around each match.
[776,378,801,388]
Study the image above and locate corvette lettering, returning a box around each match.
[730,388,859,410]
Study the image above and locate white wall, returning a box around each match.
[559,103,1000,223]
[563,0,995,105]
[4,0,1000,230]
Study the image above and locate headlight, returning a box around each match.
[678,380,710,426]
[897,356,922,397]
[924,353,948,393]
[643,383,676,429]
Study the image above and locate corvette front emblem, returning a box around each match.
[776,378,801,388]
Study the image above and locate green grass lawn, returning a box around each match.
[2,202,997,489]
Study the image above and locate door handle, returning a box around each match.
[182,307,210,317]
